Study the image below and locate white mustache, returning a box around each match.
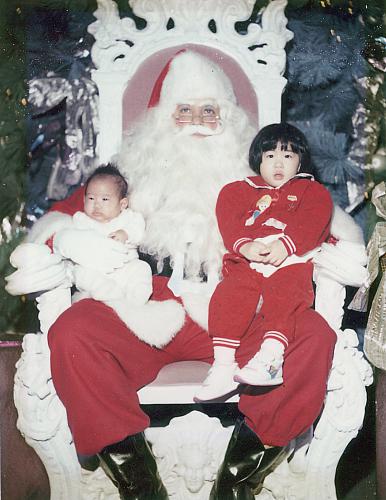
[176,121,224,137]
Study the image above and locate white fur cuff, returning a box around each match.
[105,299,186,348]
[26,211,73,244]
[330,205,364,245]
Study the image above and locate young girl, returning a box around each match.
[195,123,334,401]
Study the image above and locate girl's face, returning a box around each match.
[259,142,300,188]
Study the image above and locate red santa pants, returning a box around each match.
[209,257,315,349]
[48,276,335,455]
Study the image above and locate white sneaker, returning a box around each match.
[234,350,284,386]
[194,362,239,402]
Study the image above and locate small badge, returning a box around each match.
[287,194,298,212]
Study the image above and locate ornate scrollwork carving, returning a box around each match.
[12,274,81,499]
[88,0,293,79]
[145,412,233,499]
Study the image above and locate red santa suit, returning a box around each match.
[15,51,339,455]
[209,174,333,350]
[44,180,335,454]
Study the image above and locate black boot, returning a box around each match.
[210,418,286,500]
[77,453,100,471]
[97,432,168,500]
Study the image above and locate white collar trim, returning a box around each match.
[244,173,314,190]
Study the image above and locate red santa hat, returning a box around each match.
[148,50,237,111]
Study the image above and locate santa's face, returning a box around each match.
[172,99,220,136]
[120,95,255,279]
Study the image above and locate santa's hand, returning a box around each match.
[53,228,130,273]
[313,240,368,287]
[5,243,69,295]
[73,265,124,301]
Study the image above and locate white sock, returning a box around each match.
[213,346,236,365]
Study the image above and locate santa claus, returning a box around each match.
[120,52,255,283]
[7,50,366,500]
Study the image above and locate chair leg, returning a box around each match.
[14,333,83,500]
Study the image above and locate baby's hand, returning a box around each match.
[109,229,128,243]
[239,241,270,262]
[261,240,289,266]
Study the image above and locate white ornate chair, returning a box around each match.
[7,1,373,499]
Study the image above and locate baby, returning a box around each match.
[72,164,152,307]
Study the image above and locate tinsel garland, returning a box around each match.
[350,182,386,369]
[349,72,386,189]
[28,75,99,206]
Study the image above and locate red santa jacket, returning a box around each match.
[216,174,333,257]
[43,187,85,249]
[50,186,85,215]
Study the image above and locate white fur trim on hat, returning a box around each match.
[158,51,236,113]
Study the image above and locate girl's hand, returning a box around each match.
[261,240,289,266]
[239,241,270,262]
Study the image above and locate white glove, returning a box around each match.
[313,240,368,287]
[5,243,68,295]
[53,228,130,273]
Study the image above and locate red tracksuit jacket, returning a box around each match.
[216,174,333,258]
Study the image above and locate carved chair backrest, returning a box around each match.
[9,4,372,499]
[88,0,293,163]
[88,0,347,334]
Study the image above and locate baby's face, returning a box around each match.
[84,176,128,223]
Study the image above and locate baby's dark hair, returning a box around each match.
[85,164,128,199]
[249,123,312,175]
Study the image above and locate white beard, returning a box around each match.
[119,104,255,280]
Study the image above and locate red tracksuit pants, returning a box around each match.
[209,258,315,349]
[48,276,335,455]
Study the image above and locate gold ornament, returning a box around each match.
[350,182,386,369]
[366,148,386,191]
[370,148,386,177]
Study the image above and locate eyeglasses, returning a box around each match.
[173,104,220,124]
